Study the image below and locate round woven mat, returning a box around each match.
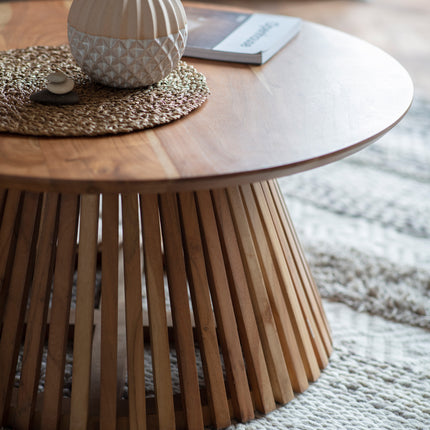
[0,45,209,137]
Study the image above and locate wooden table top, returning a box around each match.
[0,1,413,194]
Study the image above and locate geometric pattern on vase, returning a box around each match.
[68,25,188,88]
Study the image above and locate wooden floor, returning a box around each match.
[203,0,430,97]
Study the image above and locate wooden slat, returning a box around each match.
[100,193,119,430]
[159,193,204,430]
[226,187,293,405]
[211,188,275,414]
[0,189,7,224]
[116,248,128,405]
[270,181,332,355]
[260,181,329,372]
[0,189,22,323]
[272,180,331,338]
[14,193,60,430]
[195,190,255,422]
[41,193,79,430]
[121,193,146,430]
[69,194,100,430]
[178,191,231,429]
[274,180,331,335]
[0,192,42,424]
[240,184,309,392]
[253,182,322,382]
[140,193,175,430]
[90,311,102,417]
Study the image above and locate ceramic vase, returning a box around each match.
[67,0,188,88]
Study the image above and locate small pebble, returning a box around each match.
[30,89,79,105]
[47,70,67,84]
[47,77,75,95]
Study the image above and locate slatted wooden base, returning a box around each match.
[0,180,332,430]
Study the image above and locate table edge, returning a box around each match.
[0,103,412,194]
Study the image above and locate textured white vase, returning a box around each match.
[67,0,188,88]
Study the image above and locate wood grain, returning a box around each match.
[226,186,293,404]
[239,184,309,392]
[195,190,254,422]
[0,1,413,194]
[69,194,99,430]
[14,193,59,430]
[178,191,231,428]
[100,193,119,430]
[159,193,204,430]
[270,181,333,355]
[121,194,146,430]
[41,193,79,430]
[251,183,322,381]
[0,189,7,222]
[0,189,21,322]
[0,192,42,424]
[140,193,175,430]
[211,188,276,414]
[260,181,329,370]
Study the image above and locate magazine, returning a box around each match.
[184,6,302,65]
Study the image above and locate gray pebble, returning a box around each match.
[47,78,74,95]
[47,70,67,84]
[30,89,79,105]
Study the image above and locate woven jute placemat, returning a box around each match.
[0,45,209,137]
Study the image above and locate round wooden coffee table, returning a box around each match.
[0,2,413,430]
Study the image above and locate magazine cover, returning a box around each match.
[184,6,302,64]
